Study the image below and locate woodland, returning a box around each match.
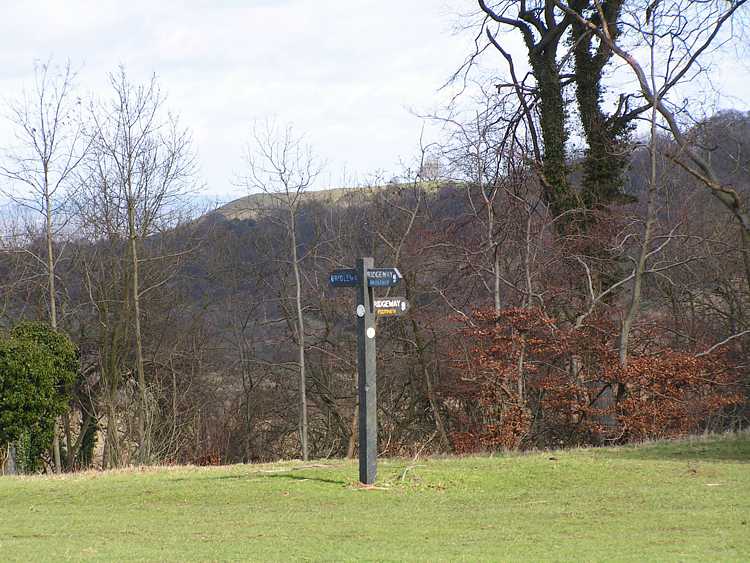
[1,0,749,473]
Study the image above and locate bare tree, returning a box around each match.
[433,81,544,311]
[84,68,196,463]
[0,60,89,472]
[557,0,750,289]
[618,13,663,372]
[240,120,321,461]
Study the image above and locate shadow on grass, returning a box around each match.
[264,473,347,486]
[598,435,750,464]
[200,472,347,486]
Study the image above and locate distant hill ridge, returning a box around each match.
[211,182,447,221]
[212,186,373,221]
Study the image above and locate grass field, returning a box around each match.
[1,433,748,561]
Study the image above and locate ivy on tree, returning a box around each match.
[0,322,78,466]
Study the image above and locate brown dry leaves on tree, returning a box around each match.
[446,307,743,453]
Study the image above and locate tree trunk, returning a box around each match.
[517,335,526,403]
[529,50,573,217]
[493,247,501,312]
[43,177,63,474]
[619,28,660,386]
[5,444,18,475]
[128,196,149,464]
[571,1,628,207]
[52,420,62,474]
[66,411,92,471]
[289,208,308,461]
[741,229,750,296]
[346,401,357,459]
[105,397,121,469]
[63,411,73,468]
[612,31,660,433]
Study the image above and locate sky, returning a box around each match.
[0,0,478,202]
[0,1,748,203]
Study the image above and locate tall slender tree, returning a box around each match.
[0,60,89,472]
[84,68,196,463]
[241,120,321,461]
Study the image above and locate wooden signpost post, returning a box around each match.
[329,258,408,484]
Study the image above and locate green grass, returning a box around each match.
[1,433,748,561]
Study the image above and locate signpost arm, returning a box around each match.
[356,256,377,484]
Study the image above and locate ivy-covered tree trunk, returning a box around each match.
[479,0,636,220]
[571,0,631,208]
[529,49,576,218]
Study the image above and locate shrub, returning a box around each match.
[0,322,78,470]
[444,308,744,452]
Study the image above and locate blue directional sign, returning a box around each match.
[330,268,359,287]
[329,267,402,288]
[366,268,402,288]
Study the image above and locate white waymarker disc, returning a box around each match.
[356,304,366,317]
[366,327,376,339]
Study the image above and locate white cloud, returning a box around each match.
[0,0,476,199]
[0,0,747,201]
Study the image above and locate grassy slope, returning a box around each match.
[1,433,748,562]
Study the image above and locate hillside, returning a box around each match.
[210,181,449,221]
[1,433,748,561]
[212,187,361,221]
